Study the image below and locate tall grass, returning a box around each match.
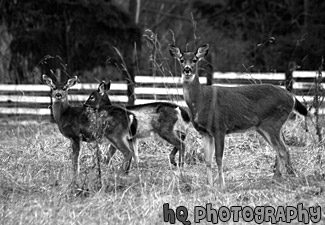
[0,116,325,224]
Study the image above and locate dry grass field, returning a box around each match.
[1,116,325,224]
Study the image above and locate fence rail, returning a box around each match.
[212,72,286,86]
[0,71,324,118]
[0,82,128,118]
[134,76,207,105]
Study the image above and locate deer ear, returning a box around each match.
[64,76,78,89]
[42,74,56,89]
[106,80,111,91]
[169,45,182,58]
[196,44,209,58]
[98,81,108,95]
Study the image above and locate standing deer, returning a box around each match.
[84,81,191,166]
[42,75,137,185]
[169,44,308,188]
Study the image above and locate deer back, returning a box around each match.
[192,84,295,135]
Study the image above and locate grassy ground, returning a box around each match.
[0,116,325,225]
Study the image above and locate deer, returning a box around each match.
[42,75,138,186]
[169,44,308,188]
[84,81,191,167]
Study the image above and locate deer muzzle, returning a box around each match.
[55,93,62,100]
[184,67,192,75]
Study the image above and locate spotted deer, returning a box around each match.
[169,44,308,188]
[84,81,191,166]
[42,75,137,184]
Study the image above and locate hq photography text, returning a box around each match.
[163,203,322,224]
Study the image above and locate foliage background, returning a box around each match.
[0,0,324,84]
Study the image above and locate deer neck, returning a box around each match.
[103,93,112,106]
[51,99,69,123]
[182,74,203,116]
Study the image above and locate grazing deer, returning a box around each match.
[84,81,191,166]
[169,44,308,188]
[42,75,137,185]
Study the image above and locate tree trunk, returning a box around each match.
[0,21,13,83]
[126,0,141,105]
[304,0,309,32]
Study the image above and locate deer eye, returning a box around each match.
[193,58,198,63]
[180,58,185,63]
[90,95,95,100]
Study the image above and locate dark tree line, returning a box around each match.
[1,0,141,85]
[0,0,324,85]
[193,0,325,72]
[140,0,325,73]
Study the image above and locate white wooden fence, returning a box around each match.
[212,72,286,86]
[0,82,128,118]
[291,71,325,114]
[0,71,324,118]
[134,76,207,106]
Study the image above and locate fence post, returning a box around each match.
[127,78,135,105]
[201,52,213,86]
[285,61,295,92]
[123,52,136,106]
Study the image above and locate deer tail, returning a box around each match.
[294,98,308,116]
[294,98,309,132]
[178,106,191,123]
[129,114,138,138]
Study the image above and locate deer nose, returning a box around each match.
[55,93,62,99]
[184,67,192,74]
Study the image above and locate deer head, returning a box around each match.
[84,81,112,109]
[169,44,209,82]
[43,75,78,103]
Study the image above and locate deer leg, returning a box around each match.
[158,129,186,167]
[94,142,102,190]
[202,133,215,186]
[169,149,177,167]
[169,133,182,166]
[109,136,134,174]
[70,137,81,185]
[273,156,279,173]
[214,132,226,189]
[257,127,294,178]
[170,131,186,156]
[105,144,117,165]
[128,138,139,165]
[133,138,139,165]
[277,134,295,175]
[176,131,186,166]
[257,129,282,177]
[121,138,133,174]
[105,139,138,166]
